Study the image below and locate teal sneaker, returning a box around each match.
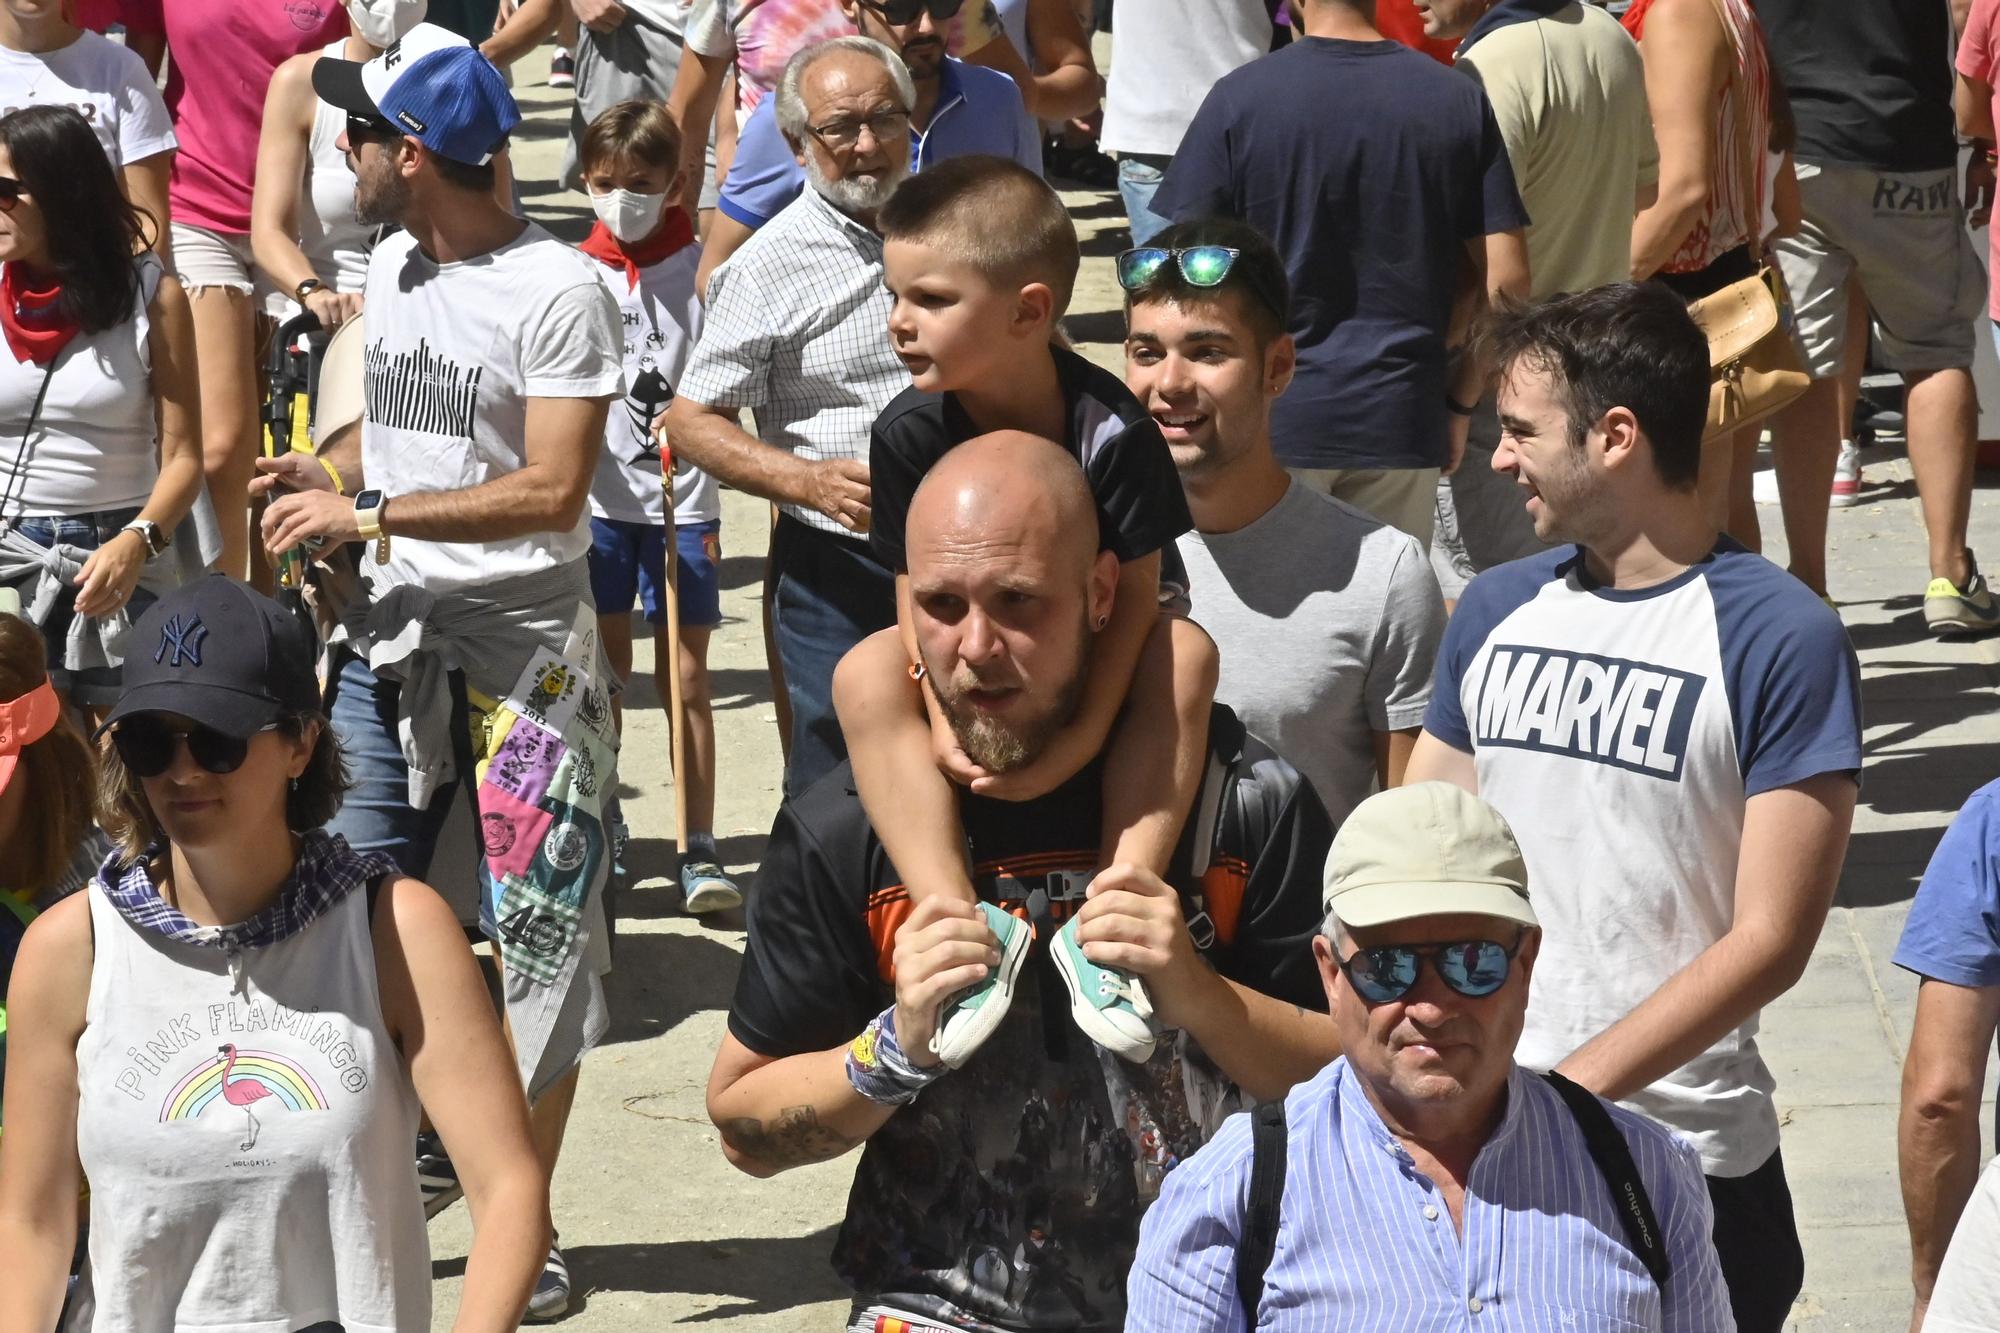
[930,902,1031,1068]
[1051,916,1157,1063]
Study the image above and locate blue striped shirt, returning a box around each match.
[1127,1057,1735,1331]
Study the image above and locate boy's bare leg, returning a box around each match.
[832,627,979,906]
[665,623,718,836]
[600,608,634,734]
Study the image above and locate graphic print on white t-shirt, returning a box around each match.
[1426,541,1862,1176]
[0,32,176,167]
[583,242,718,526]
[1470,642,1707,780]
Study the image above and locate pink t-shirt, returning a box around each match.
[1959,0,2000,319]
[120,0,348,235]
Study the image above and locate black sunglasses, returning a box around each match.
[858,0,965,23]
[1337,934,1526,1005]
[112,717,284,779]
[0,175,24,213]
[345,112,397,145]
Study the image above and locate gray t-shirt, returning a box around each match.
[1180,481,1445,825]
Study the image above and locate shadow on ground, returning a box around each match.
[435,1228,849,1319]
[597,929,742,1045]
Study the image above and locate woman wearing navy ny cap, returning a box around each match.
[0,575,547,1331]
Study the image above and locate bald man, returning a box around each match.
[708,434,1339,1333]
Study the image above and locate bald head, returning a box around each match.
[906,431,1100,575]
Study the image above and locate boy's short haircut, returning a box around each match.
[581,99,683,176]
[1123,218,1292,349]
[877,154,1080,318]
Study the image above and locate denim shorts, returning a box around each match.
[587,516,722,628]
[7,506,155,707]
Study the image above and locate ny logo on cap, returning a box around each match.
[155,614,207,668]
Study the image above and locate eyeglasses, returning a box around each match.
[807,108,912,151]
[345,112,397,145]
[1336,934,1526,1005]
[0,176,25,213]
[857,0,965,23]
[112,717,284,779]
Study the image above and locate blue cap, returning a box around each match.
[312,22,520,166]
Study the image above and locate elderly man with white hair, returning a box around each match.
[665,35,916,796]
[1129,781,1736,1331]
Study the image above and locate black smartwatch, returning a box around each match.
[294,277,324,302]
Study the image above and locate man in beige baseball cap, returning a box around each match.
[1131,780,1736,1328]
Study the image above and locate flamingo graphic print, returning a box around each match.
[159,1042,331,1150]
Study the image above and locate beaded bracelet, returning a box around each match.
[845,1005,947,1106]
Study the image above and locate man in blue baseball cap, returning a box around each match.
[258,19,626,1320]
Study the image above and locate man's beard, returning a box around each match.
[804,149,908,217]
[353,158,411,228]
[927,616,1089,775]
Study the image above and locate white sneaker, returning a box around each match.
[1830,440,1860,507]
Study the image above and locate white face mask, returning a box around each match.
[346,0,427,49]
[591,188,669,244]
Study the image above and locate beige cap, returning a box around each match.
[1322,782,1537,930]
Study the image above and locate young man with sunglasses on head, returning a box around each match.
[254,22,625,1320]
[1131,781,1735,1329]
[1406,283,1862,1333]
[1123,219,1446,827]
[692,0,1042,296]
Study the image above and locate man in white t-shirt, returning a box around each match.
[1122,219,1445,826]
[1098,0,1269,244]
[256,24,622,1320]
[1406,282,1863,1333]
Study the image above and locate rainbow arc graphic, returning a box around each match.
[161,1045,327,1149]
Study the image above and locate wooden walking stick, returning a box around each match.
[658,424,690,862]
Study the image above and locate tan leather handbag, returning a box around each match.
[1686,263,1809,443]
[1684,0,1809,442]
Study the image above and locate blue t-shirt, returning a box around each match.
[1895,779,2000,988]
[1151,37,1529,471]
[717,56,1042,230]
[1425,539,1862,1175]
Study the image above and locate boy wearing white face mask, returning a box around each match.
[250,0,429,332]
[575,100,740,913]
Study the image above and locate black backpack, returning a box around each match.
[1234,1070,1673,1317]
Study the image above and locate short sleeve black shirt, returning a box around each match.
[866,344,1193,574]
[727,706,1332,1330]
[1759,0,1955,173]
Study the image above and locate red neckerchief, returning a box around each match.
[578,210,697,291]
[0,262,80,366]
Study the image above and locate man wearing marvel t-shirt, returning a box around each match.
[706,433,1337,1333]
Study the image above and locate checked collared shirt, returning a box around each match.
[677,186,911,537]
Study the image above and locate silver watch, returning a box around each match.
[119,518,169,559]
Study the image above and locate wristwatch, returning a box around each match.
[294,277,324,302]
[118,518,169,559]
[352,489,390,565]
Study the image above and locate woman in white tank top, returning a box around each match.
[0,577,549,1331]
[250,1,430,329]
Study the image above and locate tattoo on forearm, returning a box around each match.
[720,1105,860,1168]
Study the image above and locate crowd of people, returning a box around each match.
[0,0,1995,1329]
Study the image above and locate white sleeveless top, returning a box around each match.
[279,39,373,314]
[74,882,429,1333]
[0,255,161,519]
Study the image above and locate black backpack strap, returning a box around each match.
[1236,1097,1290,1319]
[1542,1071,1671,1289]
[366,872,389,926]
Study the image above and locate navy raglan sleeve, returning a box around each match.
[1150,84,1238,223]
[727,802,886,1058]
[1717,584,1863,797]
